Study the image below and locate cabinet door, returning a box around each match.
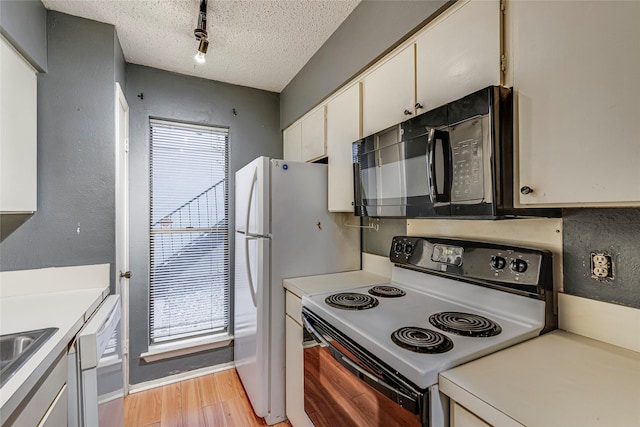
[327,84,360,212]
[512,1,640,206]
[301,107,326,161]
[362,45,415,137]
[283,123,302,162]
[285,314,314,427]
[0,37,37,213]
[416,0,501,112]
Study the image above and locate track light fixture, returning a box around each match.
[194,0,208,64]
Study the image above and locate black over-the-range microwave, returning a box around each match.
[352,86,558,219]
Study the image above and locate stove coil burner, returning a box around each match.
[325,293,379,310]
[429,312,502,337]
[390,327,454,354]
[368,285,406,298]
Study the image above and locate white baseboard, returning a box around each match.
[128,361,235,394]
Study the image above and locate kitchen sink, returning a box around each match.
[0,328,58,387]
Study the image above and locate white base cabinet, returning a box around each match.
[510,0,640,206]
[6,352,67,427]
[450,402,491,427]
[285,291,313,427]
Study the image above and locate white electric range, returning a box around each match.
[301,236,555,427]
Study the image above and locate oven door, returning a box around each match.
[302,309,427,427]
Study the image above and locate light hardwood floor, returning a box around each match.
[124,368,292,427]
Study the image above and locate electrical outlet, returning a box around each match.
[590,253,613,279]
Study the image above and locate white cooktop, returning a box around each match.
[302,267,546,389]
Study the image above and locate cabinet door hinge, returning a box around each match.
[123,339,129,356]
[124,138,129,153]
[500,54,507,73]
[500,0,506,12]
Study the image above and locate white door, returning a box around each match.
[114,82,130,395]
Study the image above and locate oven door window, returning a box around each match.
[303,311,424,427]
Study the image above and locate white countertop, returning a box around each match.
[0,286,108,419]
[439,330,640,427]
[283,270,390,298]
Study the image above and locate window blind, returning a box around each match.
[149,119,229,343]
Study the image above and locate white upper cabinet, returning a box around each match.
[416,0,502,112]
[1,37,37,213]
[283,106,326,163]
[300,106,326,162]
[283,122,302,162]
[361,45,415,137]
[510,0,640,206]
[326,83,360,212]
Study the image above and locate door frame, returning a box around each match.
[115,82,130,395]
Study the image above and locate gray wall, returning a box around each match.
[0,0,48,72]
[0,12,124,294]
[280,0,451,129]
[126,64,281,384]
[563,209,640,308]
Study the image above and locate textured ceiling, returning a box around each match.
[41,0,360,92]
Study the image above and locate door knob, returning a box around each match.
[120,271,132,279]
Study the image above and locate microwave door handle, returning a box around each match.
[427,129,450,202]
[427,129,438,203]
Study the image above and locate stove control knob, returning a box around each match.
[393,242,403,253]
[490,255,507,270]
[404,243,413,255]
[510,258,528,273]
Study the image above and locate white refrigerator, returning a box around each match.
[234,157,360,424]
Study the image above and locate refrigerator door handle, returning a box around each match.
[244,235,259,308]
[245,167,258,235]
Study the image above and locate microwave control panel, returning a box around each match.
[450,118,486,203]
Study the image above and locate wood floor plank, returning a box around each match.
[138,387,163,426]
[222,396,256,427]
[124,392,142,427]
[202,402,227,427]
[160,382,183,427]
[196,373,221,406]
[124,370,292,427]
[181,379,206,427]
[216,369,246,401]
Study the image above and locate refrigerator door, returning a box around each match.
[265,159,360,424]
[234,233,270,417]
[235,157,270,236]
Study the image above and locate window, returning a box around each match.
[149,119,229,344]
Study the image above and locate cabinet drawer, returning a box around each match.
[452,402,491,427]
[7,351,67,427]
[285,291,303,326]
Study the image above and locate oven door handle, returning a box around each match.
[302,312,332,348]
[302,313,419,414]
